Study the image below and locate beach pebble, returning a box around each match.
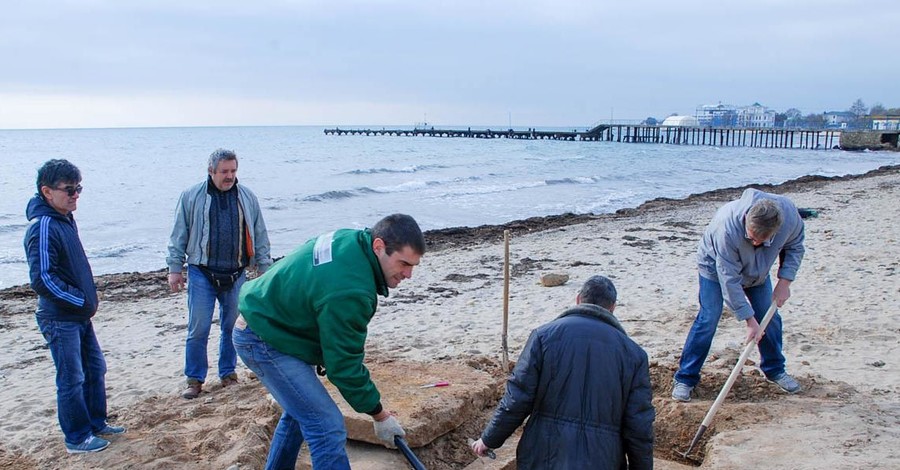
[870,360,885,367]
[540,273,569,287]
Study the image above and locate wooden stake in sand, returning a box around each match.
[502,230,510,373]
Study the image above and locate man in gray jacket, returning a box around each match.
[471,275,654,469]
[673,188,805,402]
[167,149,272,399]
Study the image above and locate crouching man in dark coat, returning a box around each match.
[471,275,655,469]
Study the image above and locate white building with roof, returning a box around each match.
[738,103,776,128]
[695,102,775,128]
[695,103,737,127]
[662,115,699,127]
[824,111,855,129]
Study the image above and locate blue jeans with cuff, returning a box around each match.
[36,317,109,445]
[233,325,350,470]
[675,274,785,387]
[184,264,245,382]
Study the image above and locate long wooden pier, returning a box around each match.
[324,124,840,150]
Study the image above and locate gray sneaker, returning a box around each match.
[769,373,802,394]
[96,424,126,436]
[672,381,694,402]
[65,435,110,454]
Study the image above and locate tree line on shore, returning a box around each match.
[780,99,900,130]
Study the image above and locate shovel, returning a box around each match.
[395,436,427,470]
[680,301,779,460]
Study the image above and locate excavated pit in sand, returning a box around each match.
[0,356,852,469]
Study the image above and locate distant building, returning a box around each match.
[871,115,900,131]
[696,102,775,128]
[662,115,700,127]
[824,111,855,129]
[695,103,737,127]
[738,102,776,128]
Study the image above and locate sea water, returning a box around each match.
[1,125,897,288]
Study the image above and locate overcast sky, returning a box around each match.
[1,0,897,129]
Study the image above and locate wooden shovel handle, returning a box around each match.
[700,301,779,428]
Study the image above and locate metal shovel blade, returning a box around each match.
[395,436,427,470]
[680,424,708,461]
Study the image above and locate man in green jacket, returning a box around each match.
[233,213,425,469]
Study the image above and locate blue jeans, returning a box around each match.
[36,318,109,445]
[184,264,245,382]
[675,274,785,387]
[233,325,350,470]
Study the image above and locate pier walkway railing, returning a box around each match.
[324,125,840,150]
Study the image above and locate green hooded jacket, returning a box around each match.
[239,228,388,413]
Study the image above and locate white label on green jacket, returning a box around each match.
[313,231,335,266]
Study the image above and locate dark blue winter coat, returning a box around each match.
[24,195,98,321]
[481,304,655,469]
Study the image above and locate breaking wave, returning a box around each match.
[343,164,447,175]
[88,244,144,259]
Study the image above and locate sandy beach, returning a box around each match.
[1,165,898,469]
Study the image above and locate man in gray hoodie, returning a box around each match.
[673,188,805,402]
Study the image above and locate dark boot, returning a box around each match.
[182,379,202,399]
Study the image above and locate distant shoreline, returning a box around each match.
[423,163,900,250]
[3,163,898,297]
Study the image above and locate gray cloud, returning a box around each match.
[1,0,897,128]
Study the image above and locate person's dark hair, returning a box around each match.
[36,159,81,199]
[208,148,238,172]
[371,214,426,256]
[746,199,783,239]
[578,275,617,310]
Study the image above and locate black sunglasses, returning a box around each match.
[53,184,83,197]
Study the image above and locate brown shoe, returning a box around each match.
[182,379,202,399]
[220,373,238,387]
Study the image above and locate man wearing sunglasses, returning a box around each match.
[673,188,806,402]
[24,159,125,454]
[166,149,272,399]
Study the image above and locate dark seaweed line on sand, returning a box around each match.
[423,164,900,250]
[2,164,897,301]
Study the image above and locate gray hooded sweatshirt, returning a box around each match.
[697,188,805,321]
